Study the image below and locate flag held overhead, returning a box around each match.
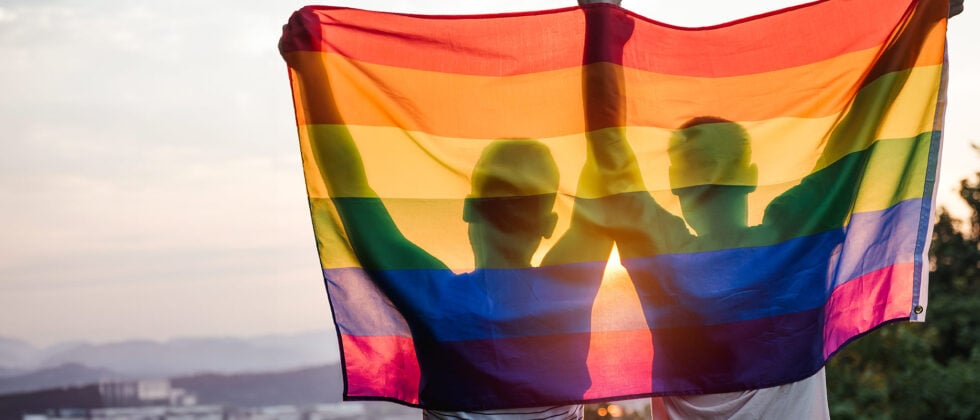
[281,0,948,410]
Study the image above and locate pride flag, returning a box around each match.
[280,0,948,410]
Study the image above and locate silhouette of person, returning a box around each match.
[593,116,839,396]
[283,33,613,418]
[581,0,952,416]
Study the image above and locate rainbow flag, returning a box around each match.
[280,0,948,410]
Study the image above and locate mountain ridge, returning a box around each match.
[0,330,341,393]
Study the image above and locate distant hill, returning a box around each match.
[0,363,123,395]
[0,330,340,379]
[173,364,344,406]
[0,367,26,379]
[0,337,40,371]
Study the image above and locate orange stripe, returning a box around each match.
[287,47,944,138]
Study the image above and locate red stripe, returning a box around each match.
[339,261,916,406]
[281,0,927,77]
[583,329,654,399]
[341,334,420,404]
[823,263,915,358]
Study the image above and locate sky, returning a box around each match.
[1,0,977,347]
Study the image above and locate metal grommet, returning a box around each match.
[914,305,924,314]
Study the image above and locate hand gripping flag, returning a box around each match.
[280,0,949,410]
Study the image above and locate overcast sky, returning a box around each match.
[1,0,977,347]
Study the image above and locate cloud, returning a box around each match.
[0,7,15,24]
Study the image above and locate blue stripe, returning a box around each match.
[326,198,922,340]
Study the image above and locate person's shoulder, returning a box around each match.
[423,404,583,420]
[663,369,828,419]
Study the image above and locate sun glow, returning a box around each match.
[583,245,654,398]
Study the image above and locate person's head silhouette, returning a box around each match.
[668,117,758,237]
[463,139,560,269]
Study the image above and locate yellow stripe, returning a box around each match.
[311,132,929,270]
[851,134,932,214]
[298,63,939,201]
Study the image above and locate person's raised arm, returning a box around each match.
[281,18,445,270]
[949,0,964,18]
[578,0,644,196]
[543,0,634,265]
[815,0,949,170]
[282,48,373,199]
[764,0,950,233]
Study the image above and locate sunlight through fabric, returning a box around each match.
[281,0,948,410]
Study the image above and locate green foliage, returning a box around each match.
[828,173,980,419]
